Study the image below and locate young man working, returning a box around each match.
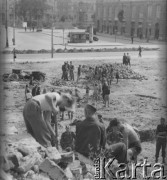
[23,92,75,147]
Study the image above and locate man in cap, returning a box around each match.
[75,104,106,159]
[23,92,75,147]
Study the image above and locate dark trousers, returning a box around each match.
[155,138,166,159]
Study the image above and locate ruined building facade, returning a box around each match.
[95,0,167,40]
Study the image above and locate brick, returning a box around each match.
[0,169,13,180]
[45,147,61,163]
[18,153,43,173]
[39,158,68,180]
[60,152,74,163]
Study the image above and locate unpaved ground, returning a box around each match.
[1,51,167,178]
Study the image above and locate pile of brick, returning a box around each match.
[51,78,77,87]
[82,63,147,80]
[0,137,96,180]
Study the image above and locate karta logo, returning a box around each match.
[94,158,166,179]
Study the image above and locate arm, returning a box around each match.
[45,119,55,137]
[45,94,59,114]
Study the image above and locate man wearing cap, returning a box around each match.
[23,92,75,147]
[155,117,167,164]
[75,104,106,159]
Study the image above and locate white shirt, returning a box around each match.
[33,92,61,111]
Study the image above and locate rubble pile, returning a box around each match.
[3,69,46,82]
[51,78,77,87]
[1,138,97,180]
[82,63,147,80]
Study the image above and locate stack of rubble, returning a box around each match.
[51,78,77,87]
[0,138,96,180]
[82,63,147,80]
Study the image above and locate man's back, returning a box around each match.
[75,117,106,158]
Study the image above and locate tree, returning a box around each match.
[16,0,50,24]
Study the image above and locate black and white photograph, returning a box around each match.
[0,0,167,179]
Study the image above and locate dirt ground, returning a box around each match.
[1,51,167,178]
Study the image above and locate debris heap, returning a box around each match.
[82,63,147,80]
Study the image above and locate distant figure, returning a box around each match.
[69,61,74,81]
[42,88,47,94]
[32,84,38,97]
[77,65,81,82]
[155,117,167,164]
[85,84,90,102]
[25,88,32,102]
[32,26,35,32]
[13,48,16,62]
[36,86,41,95]
[116,70,119,84]
[60,125,75,151]
[25,27,27,32]
[93,83,99,106]
[127,53,131,66]
[138,46,142,57]
[131,36,134,44]
[123,53,127,65]
[102,81,110,107]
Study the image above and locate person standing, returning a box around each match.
[62,62,66,80]
[116,70,119,84]
[77,65,81,82]
[127,53,131,66]
[75,104,106,159]
[155,117,167,164]
[32,84,38,97]
[123,53,127,65]
[102,81,110,107]
[131,35,134,44]
[13,48,16,62]
[138,46,142,57]
[69,61,74,81]
[25,89,32,102]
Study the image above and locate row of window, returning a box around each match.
[97,4,161,20]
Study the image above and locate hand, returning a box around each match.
[52,107,59,115]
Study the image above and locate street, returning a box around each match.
[2,27,163,51]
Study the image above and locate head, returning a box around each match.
[26,84,29,88]
[160,117,165,125]
[84,104,96,118]
[65,125,70,132]
[27,88,30,93]
[98,114,102,121]
[60,93,76,112]
[70,61,72,64]
[108,118,121,129]
[43,88,47,94]
[127,53,129,55]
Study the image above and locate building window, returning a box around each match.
[114,7,118,20]
[109,7,112,19]
[156,5,161,19]
[132,6,136,19]
[148,5,152,18]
